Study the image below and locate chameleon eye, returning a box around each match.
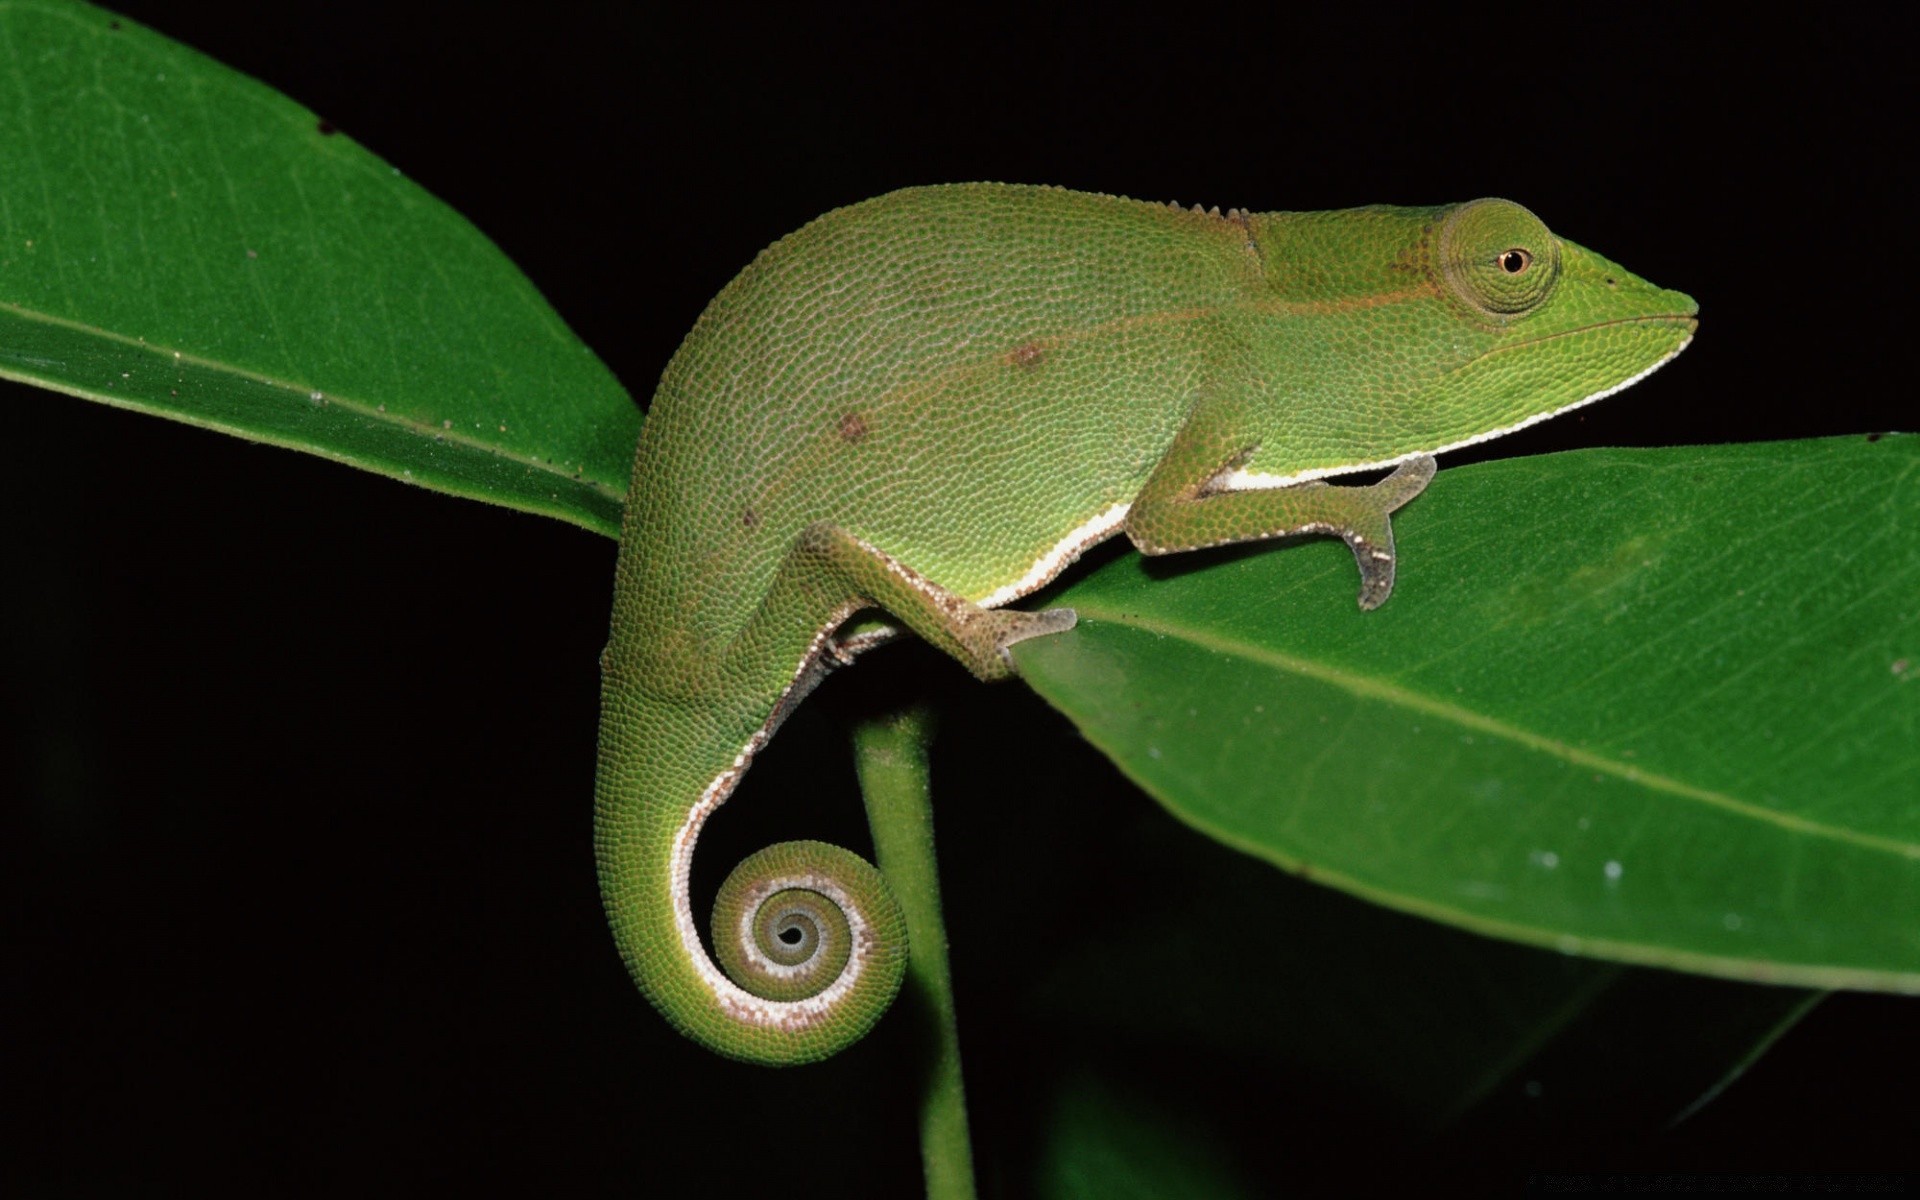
[1440,199,1558,318]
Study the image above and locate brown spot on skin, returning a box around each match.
[1006,343,1046,368]
[316,119,337,136]
[837,412,868,443]
[742,507,758,528]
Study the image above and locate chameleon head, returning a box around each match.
[1405,197,1699,455]
[1242,197,1697,475]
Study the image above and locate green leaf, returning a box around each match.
[1017,436,1920,990]
[0,0,637,536]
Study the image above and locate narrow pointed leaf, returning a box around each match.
[1017,436,1920,989]
[0,0,637,535]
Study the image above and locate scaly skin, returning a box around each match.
[595,185,1697,1064]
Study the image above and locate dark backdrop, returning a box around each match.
[5,4,1910,1194]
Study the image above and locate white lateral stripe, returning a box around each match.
[669,625,871,1032]
[1223,335,1693,491]
[975,500,1131,609]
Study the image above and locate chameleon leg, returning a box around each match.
[1126,431,1436,610]
[729,521,1076,686]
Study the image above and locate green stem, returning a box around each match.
[854,707,977,1200]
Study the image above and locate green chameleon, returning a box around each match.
[594,184,1697,1065]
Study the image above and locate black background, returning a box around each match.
[5,4,1912,1195]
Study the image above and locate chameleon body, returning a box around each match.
[595,184,1697,1064]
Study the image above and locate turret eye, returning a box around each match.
[1439,199,1559,318]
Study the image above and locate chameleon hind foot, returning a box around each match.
[984,605,1077,671]
[748,521,1081,685]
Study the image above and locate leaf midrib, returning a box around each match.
[0,297,629,500]
[1067,600,1920,860]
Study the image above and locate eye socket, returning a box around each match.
[1439,199,1558,318]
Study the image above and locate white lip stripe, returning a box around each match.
[1223,334,1693,492]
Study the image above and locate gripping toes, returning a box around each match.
[990,606,1077,669]
[1346,455,1436,610]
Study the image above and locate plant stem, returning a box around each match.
[854,707,977,1200]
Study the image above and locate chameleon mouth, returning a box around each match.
[1495,311,1699,357]
[1426,324,1697,457]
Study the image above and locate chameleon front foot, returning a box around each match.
[1345,454,1436,611]
[1127,446,1438,610]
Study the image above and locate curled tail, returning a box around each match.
[593,683,908,1066]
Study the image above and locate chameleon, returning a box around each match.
[594,184,1697,1065]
